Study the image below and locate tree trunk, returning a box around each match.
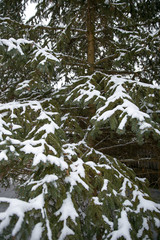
[87,0,95,74]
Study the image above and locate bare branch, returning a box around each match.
[95,54,119,65]
[58,54,87,65]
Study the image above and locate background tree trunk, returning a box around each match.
[87,0,95,74]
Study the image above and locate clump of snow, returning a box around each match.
[101,179,109,191]
[154,217,160,228]
[55,192,78,240]
[65,158,89,192]
[30,222,43,240]
[0,37,59,64]
[120,177,132,197]
[108,210,132,240]
[0,150,8,161]
[137,218,149,238]
[85,161,101,174]
[33,46,59,64]
[102,215,114,229]
[92,197,103,205]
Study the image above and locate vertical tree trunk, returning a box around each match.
[87,0,95,74]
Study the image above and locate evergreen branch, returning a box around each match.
[97,140,136,151]
[95,17,160,34]
[94,68,143,75]
[95,54,119,65]
[0,17,86,33]
[113,18,160,29]
[58,54,87,65]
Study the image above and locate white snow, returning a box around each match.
[63,144,77,160]
[154,217,160,228]
[118,114,128,130]
[55,192,78,240]
[28,174,58,191]
[70,158,85,178]
[30,223,43,240]
[0,38,33,55]
[9,145,15,152]
[97,163,111,170]
[66,78,105,104]
[0,150,8,161]
[65,168,89,192]
[120,178,132,197]
[47,155,68,170]
[33,46,59,64]
[92,74,160,135]
[0,37,59,68]
[137,218,149,238]
[12,124,22,130]
[55,192,78,222]
[101,179,109,191]
[92,197,103,205]
[95,85,149,124]
[102,215,113,229]
[123,200,133,207]
[85,161,101,174]
[108,210,132,240]
[0,100,64,168]
[0,194,44,236]
[132,187,160,213]
[136,193,160,213]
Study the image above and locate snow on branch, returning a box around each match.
[0,37,59,63]
[0,38,33,55]
[0,194,43,235]
[0,100,62,166]
[91,75,160,138]
[55,192,78,240]
[0,139,160,239]
[65,74,105,105]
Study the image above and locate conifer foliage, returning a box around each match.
[0,0,160,239]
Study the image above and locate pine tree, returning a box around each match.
[28,0,160,82]
[0,0,160,239]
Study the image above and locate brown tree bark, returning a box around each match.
[87,0,95,74]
